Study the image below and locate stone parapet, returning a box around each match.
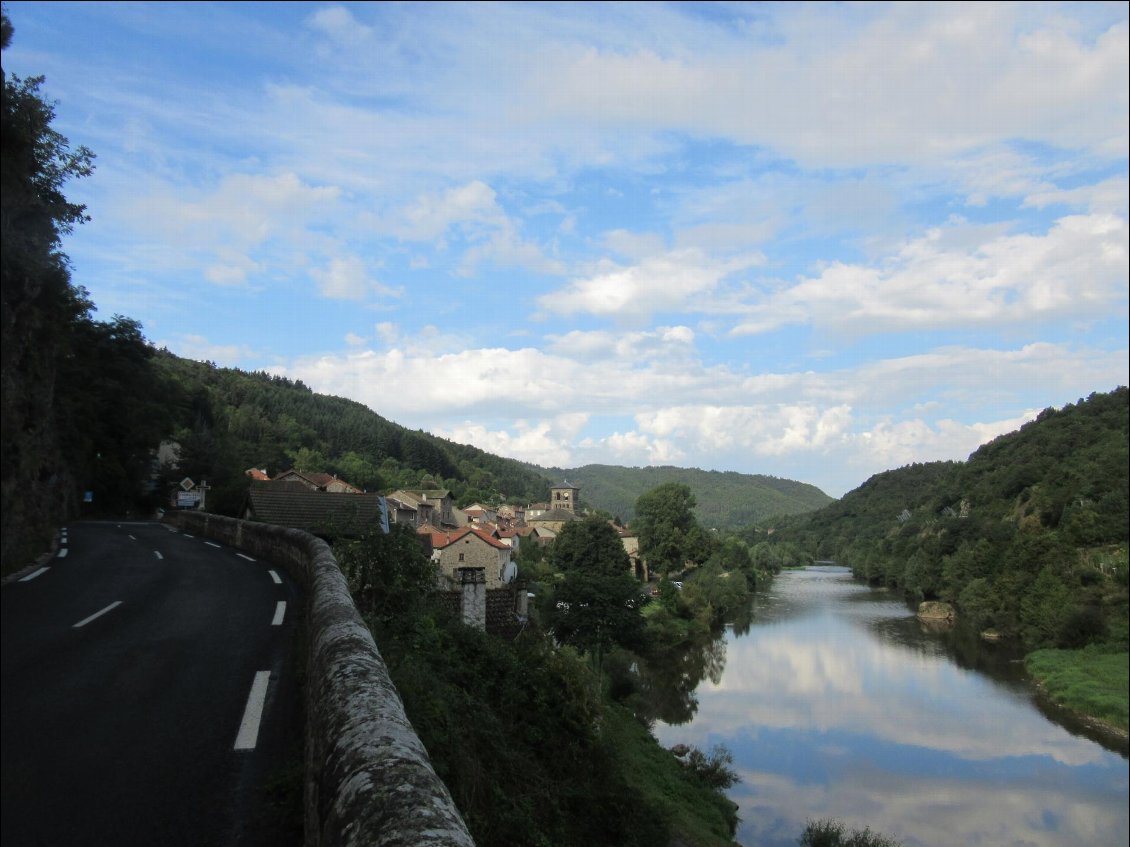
[165,511,474,847]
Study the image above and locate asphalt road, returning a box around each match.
[1,520,304,847]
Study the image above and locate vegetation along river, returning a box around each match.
[651,565,1129,847]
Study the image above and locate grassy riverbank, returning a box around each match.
[602,705,739,847]
[1025,646,1129,732]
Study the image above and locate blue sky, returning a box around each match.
[5,1,1127,497]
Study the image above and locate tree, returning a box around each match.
[1,10,97,568]
[634,482,699,575]
[549,514,631,578]
[336,523,438,627]
[546,516,645,676]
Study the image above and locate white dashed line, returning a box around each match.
[268,570,282,585]
[271,601,286,626]
[73,601,123,629]
[237,553,255,562]
[56,548,68,559]
[154,551,164,560]
[234,671,271,750]
[19,567,49,582]
[128,535,137,541]
[205,541,221,548]
[183,533,194,538]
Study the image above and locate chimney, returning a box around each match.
[458,567,487,630]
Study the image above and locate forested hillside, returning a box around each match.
[544,464,833,531]
[771,388,1129,649]
[156,353,552,516]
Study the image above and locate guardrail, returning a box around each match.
[165,511,475,847]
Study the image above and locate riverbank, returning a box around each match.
[1025,647,1129,741]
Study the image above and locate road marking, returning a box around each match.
[128,535,137,541]
[73,601,122,628]
[234,671,271,750]
[154,551,164,560]
[237,553,255,562]
[271,601,286,626]
[268,570,282,584]
[183,533,194,538]
[20,567,49,582]
[205,541,221,548]
[57,548,68,559]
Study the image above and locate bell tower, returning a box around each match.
[550,480,579,513]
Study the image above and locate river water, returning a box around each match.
[651,566,1129,847]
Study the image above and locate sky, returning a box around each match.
[5,1,1128,498]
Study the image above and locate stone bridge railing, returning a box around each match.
[165,511,475,847]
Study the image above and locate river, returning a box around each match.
[651,566,1129,847]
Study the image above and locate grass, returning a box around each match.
[601,704,739,847]
[1025,646,1129,732]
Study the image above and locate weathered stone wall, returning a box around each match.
[165,511,475,847]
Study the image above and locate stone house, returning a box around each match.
[613,523,647,581]
[421,525,516,588]
[388,488,455,528]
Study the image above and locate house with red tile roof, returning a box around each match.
[421,525,515,588]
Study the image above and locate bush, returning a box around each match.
[1057,606,1108,648]
[798,818,903,847]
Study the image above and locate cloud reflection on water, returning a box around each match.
[653,569,1128,847]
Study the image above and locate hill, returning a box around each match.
[539,464,834,531]
[770,387,1129,649]
[154,353,555,515]
[156,354,832,531]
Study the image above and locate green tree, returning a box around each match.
[336,523,438,626]
[634,482,699,575]
[547,516,645,678]
[550,514,631,578]
[1,10,97,568]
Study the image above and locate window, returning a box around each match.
[459,552,465,562]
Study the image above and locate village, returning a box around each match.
[230,468,647,596]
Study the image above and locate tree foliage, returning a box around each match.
[2,12,173,568]
[546,516,646,662]
[634,482,701,574]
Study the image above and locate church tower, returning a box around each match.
[550,480,579,514]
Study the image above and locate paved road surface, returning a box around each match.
[1,520,303,846]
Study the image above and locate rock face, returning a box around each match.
[917,600,955,623]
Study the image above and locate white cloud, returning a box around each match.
[307,5,373,46]
[528,4,1129,168]
[382,180,562,276]
[539,248,762,321]
[116,171,342,287]
[391,180,506,243]
[310,256,399,301]
[433,415,590,469]
[732,212,1129,336]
